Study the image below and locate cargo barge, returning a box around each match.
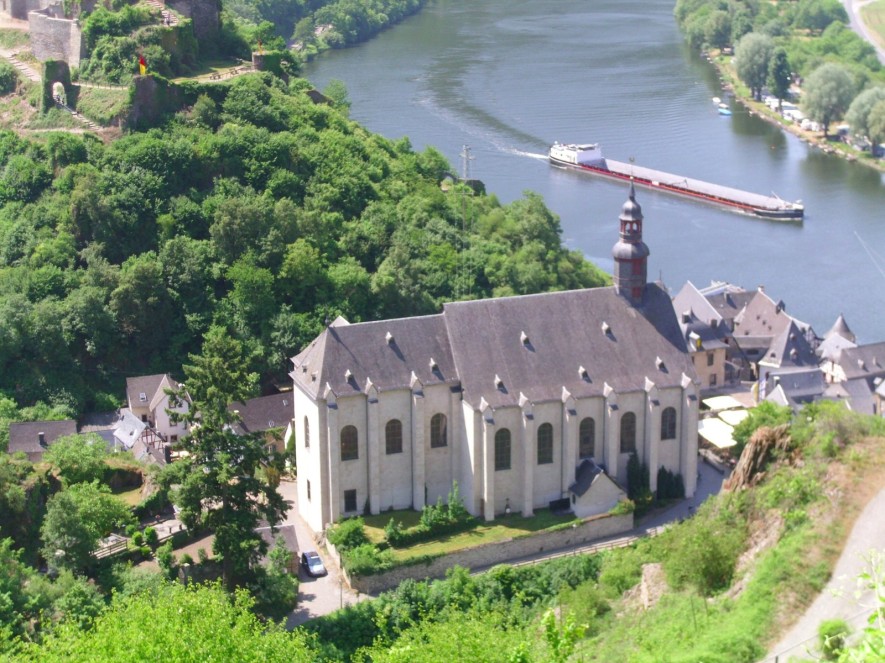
[549,142,804,220]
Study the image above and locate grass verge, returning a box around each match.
[861,0,885,50]
[76,86,130,125]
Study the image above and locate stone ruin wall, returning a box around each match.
[167,0,219,42]
[29,9,85,69]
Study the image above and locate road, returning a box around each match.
[843,0,885,64]
[761,486,885,662]
[278,479,362,628]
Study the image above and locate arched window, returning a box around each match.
[340,425,358,461]
[579,417,595,459]
[620,412,636,453]
[661,407,677,440]
[304,416,310,449]
[537,423,553,465]
[495,429,511,471]
[430,413,447,448]
[385,419,403,455]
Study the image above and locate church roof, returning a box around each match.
[291,284,696,408]
[291,314,458,399]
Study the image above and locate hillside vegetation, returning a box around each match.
[0,72,607,428]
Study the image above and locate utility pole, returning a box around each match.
[459,144,474,182]
[456,145,475,302]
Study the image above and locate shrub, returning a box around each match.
[656,467,685,500]
[0,62,17,95]
[197,548,208,563]
[384,518,405,547]
[156,541,177,580]
[342,543,393,576]
[818,619,849,660]
[327,517,369,552]
[143,526,158,547]
[130,531,144,547]
[180,553,194,565]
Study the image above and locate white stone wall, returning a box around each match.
[532,400,564,507]
[294,387,325,533]
[376,389,413,511]
[423,384,454,505]
[336,394,369,516]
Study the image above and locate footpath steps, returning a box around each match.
[0,49,41,83]
[56,102,99,131]
[142,0,179,26]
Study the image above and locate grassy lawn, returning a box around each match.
[0,29,30,50]
[861,0,885,50]
[76,86,130,125]
[363,509,582,561]
[171,59,250,82]
[113,486,144,507]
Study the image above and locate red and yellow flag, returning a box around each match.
[138,55,147,76]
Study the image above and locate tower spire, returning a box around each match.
[611,183,650,304]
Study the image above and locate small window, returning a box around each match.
[304,416,310,448]
[495,429,511,471]
[344,489,357,513]
[710,373,718,387]
[341,426,358,461]
[537,423,553,465]
[620,412,636,454]
[139,392,147,402]
[170,435,178,443]
[661,407,677,440]
[306,479,311,501]
[385,419,403,455]
[579,417,595,459]
[706,352,714,367]
[430,413,447,448]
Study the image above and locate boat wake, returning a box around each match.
[505,148,548,160]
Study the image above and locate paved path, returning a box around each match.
[761,486,885,662]
[0,47,40,83]
[843,0,885,64]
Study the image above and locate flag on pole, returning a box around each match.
[138,55,147,76]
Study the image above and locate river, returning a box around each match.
[303,0,885,343]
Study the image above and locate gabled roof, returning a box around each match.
[699,282,755,325]
[149,375,179,412]
[672,281,723,326]
[230,392,294,435]
[733,288,810,341]
[114,409,147,450]
[765,366,826,404]
[443,284,693,408]
[761,320,817,368]
[8,420,77,459]
[817,332,857,362]
[291,314,457,400]
[674,306,730,354]
[837,377,876,415]
[834,342,885,381]
[569,459,603,497]
[291,285,696,410]
[126,374,174,410]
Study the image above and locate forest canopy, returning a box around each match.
[0,73,608,419]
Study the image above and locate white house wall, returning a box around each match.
[376,389,413,511]
[423,384,454,505]
[531,400,564,508]
[336,394,369,516]
[293,387,326,533]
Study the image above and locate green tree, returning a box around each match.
[323,79,351,112]
[794,0,848,33]
[802,62,856,137]
[735,32,774,100]
[868,99,885,147]
[167,326,288,589]
[845,86,885,140]
[32,582,314,661]
[42,433,108,486]
[40,481,135,574]
[704,10,731,49]
[768,47,792,111]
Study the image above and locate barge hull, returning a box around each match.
[550,156,803,220]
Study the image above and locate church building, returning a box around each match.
[291,185,700,534]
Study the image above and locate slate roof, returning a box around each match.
[569,459,603,497]
[765,367,826,405]
[672,281,724,326]
[825,314,855,343]
[675,307,730,354]
[293,284,696,411]
[761,320,818,368]
[230,392,294,435]
[445,284,692,408]
[126,374,169,409]
[839,378,876,415]
[291,314,458,400]
[699,282,756,327]
[833,342,885,382]
[114,409,147,450]
[817,332,856,362]
[8,420,78,461]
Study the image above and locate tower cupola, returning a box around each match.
[611,182,650,304]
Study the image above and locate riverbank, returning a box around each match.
[705,49,885,175]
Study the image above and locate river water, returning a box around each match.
[303,0,885,342]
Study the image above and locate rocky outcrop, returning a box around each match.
[723,424,792,492]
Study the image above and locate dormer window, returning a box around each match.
[139,392,147,402]
[656,356,666,371]
[495,374,505,390]
[345,369,353,382]
[579,365,590,382]
[520,331,530,345]
[601,321,611,335]
[429,357,438,371]
[385,331,394,345]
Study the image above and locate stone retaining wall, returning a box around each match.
[340,511,633,595]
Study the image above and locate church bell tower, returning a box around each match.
[611,182,650,305]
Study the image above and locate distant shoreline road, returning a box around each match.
[842,0,885,64]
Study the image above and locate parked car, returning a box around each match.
[301,551,327,577]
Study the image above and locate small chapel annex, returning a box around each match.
[291,185,700,534]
